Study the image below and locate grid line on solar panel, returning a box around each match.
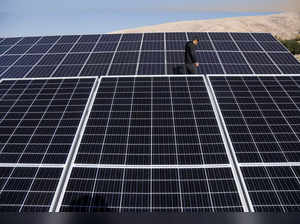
[208,75,300,164]
[59,167,244,212]
[74,76,229,165]
[0,166,62,212]
[0,77,96,164]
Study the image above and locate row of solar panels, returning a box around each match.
[1,32,300,78]
[0,74,300,212]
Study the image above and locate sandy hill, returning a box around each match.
[111,12,300,40]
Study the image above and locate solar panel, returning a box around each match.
[0,77,96,164]
[209,75,300,163]
[59,167,244,212]
[241,165,300,212]
[74,76,229,165]
[0,32,299,78]
[0,166,63,212]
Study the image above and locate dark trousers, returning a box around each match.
[185,64,197,74]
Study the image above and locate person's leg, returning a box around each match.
[185,64,197,74]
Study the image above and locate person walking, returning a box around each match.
[184,38,199,74]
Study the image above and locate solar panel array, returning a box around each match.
[0,32,300,212]
[0,32,300,79]
[208,75,300,212]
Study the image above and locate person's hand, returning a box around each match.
[195,63,199,67]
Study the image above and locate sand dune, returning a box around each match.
[111,12,300,40]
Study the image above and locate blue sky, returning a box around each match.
[0,0,297,37]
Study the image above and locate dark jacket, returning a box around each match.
[185,41,197,64]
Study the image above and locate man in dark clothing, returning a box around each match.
[184,39,199,74]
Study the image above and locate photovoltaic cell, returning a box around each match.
[143,33,164,41]
[187,32,210,41]
[49,44,73,53]
[62,53,89,65]
[108,64,137,76]
[268,53,300,65]
[250,65,281,74]
[79,65,109,77]
[0,78,95,164]
[94,42,118,52]
[241,166,300,212]
[0,46,11,54]
[75,76,229,165]
[166,41,186,51]
[38,54,66,66]
[218,52,247,64]
[100,34,121,42]
[57,35,80,44]
[37,36,60,44]
[279,65,300,74]
[0,37,22,46]
[60,167,243,212]
[223,65,253,74]
[236,42,263,52]
[27,44,53,54]
[71,43,96,53]
[243,52,273,65]
[15,54,43,66]
[166,33,187,41]
[26,66,57,78]
[259,42,288,52]
[209,33,232,41]
[213,41,239,51]
[117,42,141,51]
[121,34,142,42]
[138,64,165,75]
[252,33,277,42]
[142,41,165,51]
[230,33,255,42]
[209,75,300,163]
[113,52,139,64]
[139,52,165,64]
[17,37,41,45]
[1,66,32,78]
[0,166,63,212]
[5,45,32,55]
[52,65,83,77]
[0,55,22,66]
[78,35,101,43]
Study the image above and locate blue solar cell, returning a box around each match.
[166,41,186,51]
[49,44,73,53]
[252,33,277,41]
[197,64,224,74]
[143,33,164,41]
[108,64,137,75]
[113,52,139,64]
[166,32,187,41]
[62,53,89,65]
[52,65,83,77]
[0,66,8,76]
[80,65,109,76]
[78,35,101,43]
[197,52,220,64]
[26,66,57,77]
[121,34,142,41]
[57,35,80,43]
[268,53,300,65]
[15,54,43,66]
[142,41,164,51]
[17,37,41,45]
[244,52,273,64]
[279,65,300,74]
[93,42,118,52]
[99,34,121,42]
[0,37,22,45]
[259,42,288,52]
[209,33,232,41]
[5,45,32,55]
[223,64,253,74]
[138,64,165,75]
[71,43,95,53]
[0,66,32,78]
[218,52,247,64]
[236,42,263,52]
[250,65,281,74]
[187,32,210,41]
[213,41,239,51]
[0,46,11,54]
[197,41,214,51]
[27,44,53,54]
[87,53,113,64]
[230,33,255,41]
[38,54,66,65]
[140,52,165,63]
[0,55,21,66]
[37,36,60,44]
[166,52,184,63]
[117,42,141,51]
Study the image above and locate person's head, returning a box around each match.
[192,39,199,45]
